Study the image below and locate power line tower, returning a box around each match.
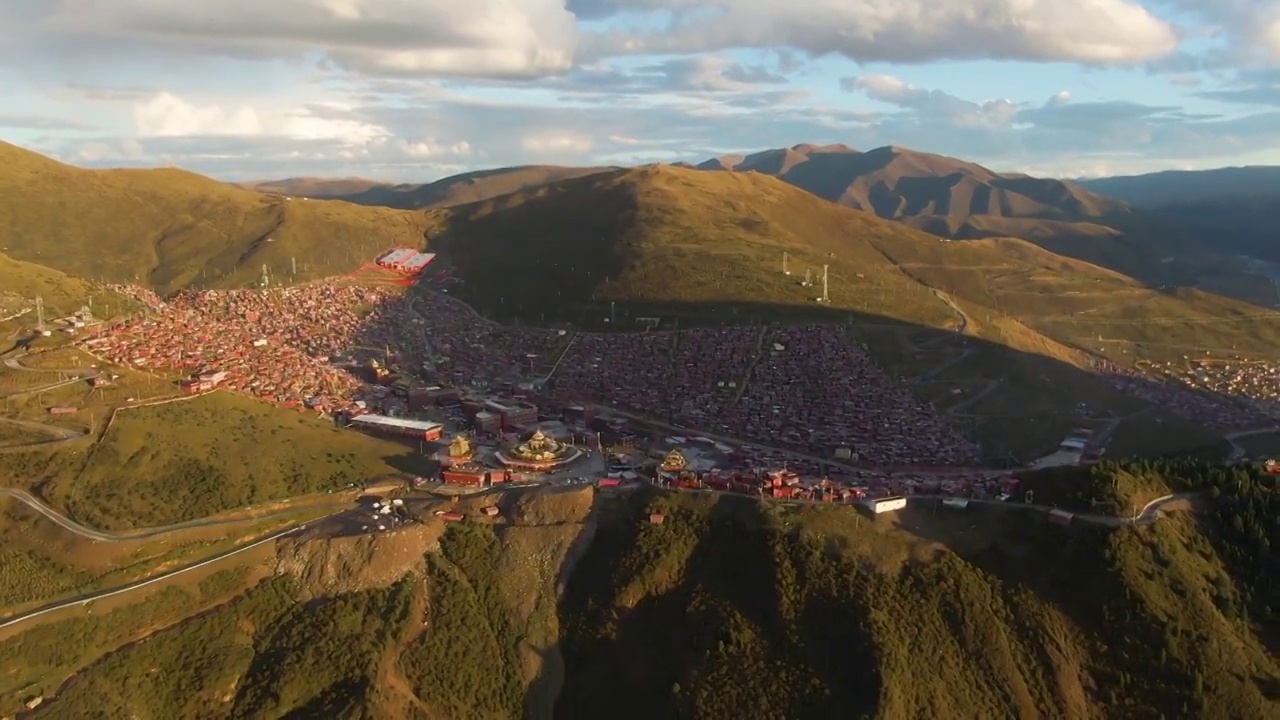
[291,257,298,277]
[35,296,45,333]
[802,268,812,287]
[782,252,790,275]
[821,265,830,303]
[261,264,270,289]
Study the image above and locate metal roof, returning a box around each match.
[351,414,443,432]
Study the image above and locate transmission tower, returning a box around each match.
[782,252,790,275]
[35,296,45,333]
[802,268,811,287]
[261,264,270,289]
[821,265,830,303]
[291,257,298,277]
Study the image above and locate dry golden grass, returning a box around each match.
[0,142,435,294]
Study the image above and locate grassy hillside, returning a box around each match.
[254,165,617,211]
[559,472,1274,720]
[0,251,138,339]
[0,142,433,294]
[6,464,1274,718]
[243,176,388,198]
[345,166,615,210]
[692,144,1251,285]
[435,164,962,327]
[433,164,1280,360]
[48,392,429,530]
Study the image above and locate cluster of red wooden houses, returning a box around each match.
[653,457,1023,506]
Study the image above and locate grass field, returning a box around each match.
[0,142,436,294]
[0,559,277,711]
[0,499,327,616]
[52,392,428,530]
[0,346,182,451]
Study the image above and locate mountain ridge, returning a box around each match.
[0,140,432,294]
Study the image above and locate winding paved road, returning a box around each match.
[3,355,88,375]
[0,486,388,542]
[912,492,1198,527]
[0,522,312,632]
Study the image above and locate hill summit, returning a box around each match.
[697,143,1131,237]
[0,141,430,293]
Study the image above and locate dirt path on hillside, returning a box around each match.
[377,578,433,717]
[0,416,89,452]
[947,379,1004,418]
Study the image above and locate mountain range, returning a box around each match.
[247,142,1280,286]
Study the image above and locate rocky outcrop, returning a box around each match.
[274,520,444,600]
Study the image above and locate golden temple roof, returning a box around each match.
[661,449,687,470]
[448,435,472,458]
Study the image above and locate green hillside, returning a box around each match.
[0,142,434,294]
[433,164,1280,360]
[0,251,136,331]
[4,464,1274,718]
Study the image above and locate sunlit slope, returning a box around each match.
[433,164,963,326]
[433,163,1280,359]
[0,142,433,293]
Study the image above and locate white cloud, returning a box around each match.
[842,75,1018,128]
[12,0,579,79]
[576,0,1179,65]
[1266,15,1280,61]
[133,93,262,137]
[1150,0,1280,67]
[401,140,473,158]
[522,133,595,154]
[7,2,1280,181]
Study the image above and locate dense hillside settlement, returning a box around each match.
[0,147,1278,718]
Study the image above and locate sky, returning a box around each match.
[1,1,1279,182]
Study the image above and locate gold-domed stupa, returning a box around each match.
[449,435,472,459]
[660,449,687,474]
[510,429,566,462]
[496,427,582,472]
[438,434,475,468]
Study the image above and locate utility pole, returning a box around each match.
[821,265,830,303]
[35,296,45,334]
[261,264,270,289]
[782,252,790,275]
[291,257,298,277]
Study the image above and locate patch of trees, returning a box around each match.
[399,523,525,719]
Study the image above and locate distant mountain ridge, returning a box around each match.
[1077,166,1280,263]
[689,143,1177,281]
[696,143,1131,231]
[242,177,386,198]
[1078,166,1280,206]
[247,166,616,210]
